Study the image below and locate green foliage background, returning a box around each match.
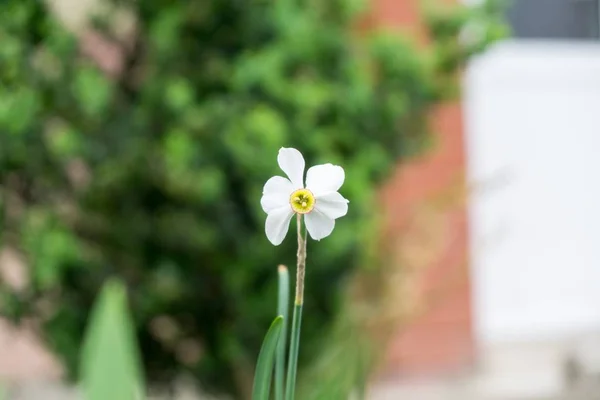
[0,0,505,397]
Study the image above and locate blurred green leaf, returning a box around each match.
[148,6,183,56]
[22,212,82,290]
[46,122,81,158]
[72,66,112,118]
[163,127,195,172]
[165,78,194,112]
[0,87,40,135]
[80,279,144,400]
[252,316,283,400]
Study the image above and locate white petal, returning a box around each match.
[265,206,294,246]
[314,192,349,219]
[277,148,305,189]
[305,164,345,196]
[304,210,335,241]
[261,176,293,213]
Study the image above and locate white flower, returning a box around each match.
[261,147,349,246]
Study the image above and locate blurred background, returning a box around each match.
[1,0,599,399]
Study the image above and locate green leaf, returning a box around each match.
[1,87,40,135]
[165,78,194,112]
[275,266,290,400]
[252,316,284,400]
[80,279,144,400]
[46,122,81,158]
[22,212,81,290]
[72,66,112,118]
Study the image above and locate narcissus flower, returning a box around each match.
[261,148,349,245]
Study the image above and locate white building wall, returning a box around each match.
[464,41,600,345]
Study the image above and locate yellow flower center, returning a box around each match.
[289,188,315,214]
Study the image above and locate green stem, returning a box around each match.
[275,265,289,400]
[285,214,306,400]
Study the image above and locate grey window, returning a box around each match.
[507,0,600,39]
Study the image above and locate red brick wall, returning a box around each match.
[380,104,474,377]
[371,0,475,378]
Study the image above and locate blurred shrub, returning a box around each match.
[0,0,504,397]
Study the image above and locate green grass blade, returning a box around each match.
[284,303,303,400]
[275,266,290,400]
[80,279,144,400]
[252,315,284,400]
